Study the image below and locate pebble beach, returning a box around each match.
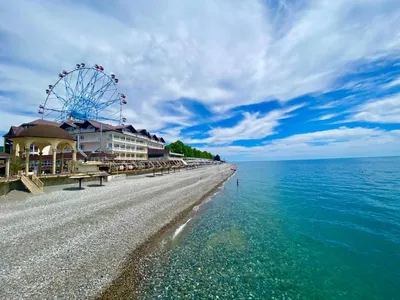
[0,164,234,299]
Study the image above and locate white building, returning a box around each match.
[60,120,165,160]
[4,119,165,162]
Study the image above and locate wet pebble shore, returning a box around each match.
[0,164,234,299]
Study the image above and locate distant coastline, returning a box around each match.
[231,155,400,163]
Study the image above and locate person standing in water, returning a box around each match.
[237,179,239,186]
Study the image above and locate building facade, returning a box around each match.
[3,119,166,172]
[60,120,165,160]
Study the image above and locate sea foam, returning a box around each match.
[173,218,192,239]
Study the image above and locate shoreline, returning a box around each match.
[97,167,235,299]
[0,164,235,299]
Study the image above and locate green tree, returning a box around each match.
[187,146,194,157]
[167,140,184,154]
[165,141,215,159]
[10,156,24,175]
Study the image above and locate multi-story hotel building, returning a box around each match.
[3,119,165,165]
[60,120,165,160]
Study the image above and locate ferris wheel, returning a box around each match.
[39,63,127,123]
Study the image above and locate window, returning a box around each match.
[43,160,52,167]
[108,143,112,148]
[79,135,84,140]
[80,144,84,150]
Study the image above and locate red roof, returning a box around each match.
[16,125,75,140]
[21,119,60,127]
[60,120,77,128]
[85,120,115,131]
[3,126,24,138]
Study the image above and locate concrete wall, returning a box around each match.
[0,179,25,197]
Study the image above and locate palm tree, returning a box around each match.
[9,156,24,175]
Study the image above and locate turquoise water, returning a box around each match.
[137,158,400,299]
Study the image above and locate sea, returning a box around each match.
[136,157,400,299]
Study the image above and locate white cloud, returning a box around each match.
[187,104,303,144]
[350,94,400,123]
[199,127,400,161]
[0,111,36,132]
[277,126,382,144]
[156,126,184,144]
[312,95,359,110]
[0,0,400,131]
[315,113,339,121]
[381,77,400,89]
[0,0,269,127]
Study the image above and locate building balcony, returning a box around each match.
[121,130,151,141]
[111,147,147,154]
[148,145,164,149]
[135,149,147,153]
[112,137,146,146]
[113,134,163,145]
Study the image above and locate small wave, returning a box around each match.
[193,191,220,211]
[173,218,192,239]
[222,172,236,187]
[179,171,234,236]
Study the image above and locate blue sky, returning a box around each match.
[1,0,400,161]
